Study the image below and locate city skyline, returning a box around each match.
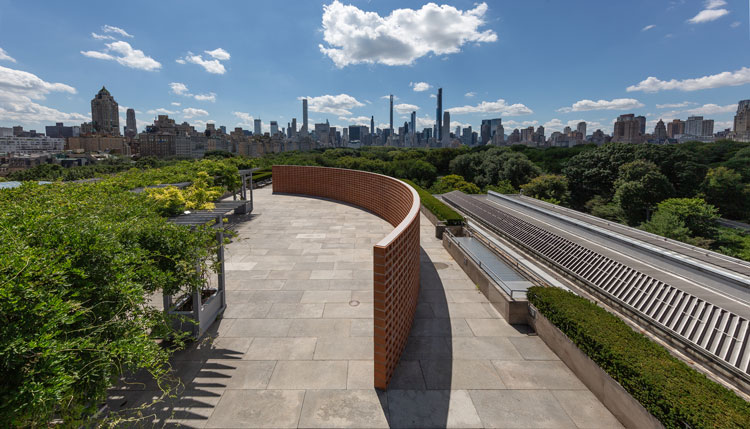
[0,0,748,135]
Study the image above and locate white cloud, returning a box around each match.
[0,47,16,63]
[0,65,77,99]
[193,93,216,102]
[169,82,189,95]
[705,0,727,8]
[80,50,114,60]
[627,67,750,92]
[169,82,216,102]
[731,21,741,28]
[682,103,736,115]
[558,98,644,112]
[205,48,231,61]
[642,24,656,31]
[688,8,729,23]
[102,25,134,38]
[178,52,227,74]
[504,120,539,129]
[181,107,209,119]
[146,108,179,115]
[381,94,398,100]
[91,32,115,41]
[416,115,435,129]
[299,94,364,116]
[339,115,371,125]
[175,58,186,64]
[319,1,497,67]
[714,120,733,130]
[81,40,161,71]
[233,111,254,125]
[0,95,88,126]
[232,112,271,132]
[192,119,218,131]
[464,91,476,97]
[447,99,533,116]
[429,94,436,98]
[0,65,87,126]
[410,82,431,92]
[656,101,695,109]
[543,118,606,134]
[171,102,181,106]
[688,0,729,24]
[394,103,419,114]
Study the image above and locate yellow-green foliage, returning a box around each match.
[183,172,222,210]
[145,171,223,215]
[145,186,186,215]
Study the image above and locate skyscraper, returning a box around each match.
[685,116,704,136]
[442,111,450,145]
[654,119,667,141]
[370,116,375,135]
[636,116,647,136]
[734,100,750,138]
[481,121,491,144]
[436,88,443,141]
[389,95,394,135]
[667,119,685,138]
[410,111,416,136]
[254,119,261,135]
[291,118,297,137]
[125,108,137,138]
[302,99,308,134]
[91,86,120,136]
[576,121,586,138]
[270,121,279,136]
[613,114,642,143]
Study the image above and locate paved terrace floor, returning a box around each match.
[108,187,622,428]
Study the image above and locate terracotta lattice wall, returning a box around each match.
[272,165,421,389]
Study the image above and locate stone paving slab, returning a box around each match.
[106,188,621,428]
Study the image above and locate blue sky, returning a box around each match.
[0,0,748,135]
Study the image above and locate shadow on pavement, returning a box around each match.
[380,247,453,428]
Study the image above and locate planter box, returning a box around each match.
[420,204,461,239]
[166,287,226,338]
[443,232,528,324]
[528,305,663,429]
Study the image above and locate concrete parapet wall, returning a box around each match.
[529,307,664,429]
[272,165,421,389]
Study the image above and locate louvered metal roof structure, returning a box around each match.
[443,190,750,386]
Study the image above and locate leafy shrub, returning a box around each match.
[252,171,273,182]
[641,198,718,240]
[700,167,750,221]
[145,172,224,216]
[520,174,570,204]
[527,286,750,428]
[0,182,218,425]
[484,179,516,194]
[402,179,463,226]
[430,174,481,194]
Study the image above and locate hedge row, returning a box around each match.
[527,286,750,429]
[401,179,463,226]
[252,171,272,182]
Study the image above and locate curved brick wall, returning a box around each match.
[272,165,421,389]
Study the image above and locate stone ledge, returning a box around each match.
[528,305,663,429]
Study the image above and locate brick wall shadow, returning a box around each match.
[380,248,453,428]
